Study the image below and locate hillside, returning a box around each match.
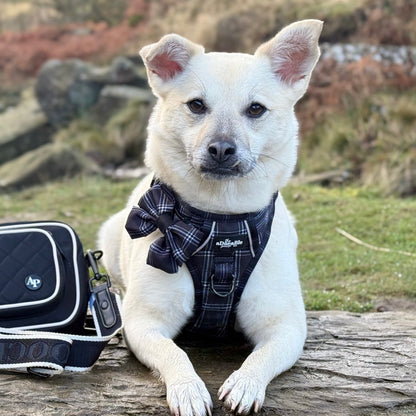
[1,0,416,82]
[0,0,415,195]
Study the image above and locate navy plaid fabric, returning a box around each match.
[125,182,206,273]
[125,179,277,337]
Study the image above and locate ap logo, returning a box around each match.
[25,275,43,291]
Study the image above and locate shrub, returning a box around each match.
[299,91,416,196]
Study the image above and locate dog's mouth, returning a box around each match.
[199,158,255,180]
[200,167,240,180]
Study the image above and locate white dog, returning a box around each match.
[99,20,322,416]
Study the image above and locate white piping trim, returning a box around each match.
[90,297,102,337]
[244,220,256,258]
[0,363,63,372]
[0,228,61,311]
[0,327,73,342]
[192,221,216,255]
[0,222,82,330]
[65,365,93,372]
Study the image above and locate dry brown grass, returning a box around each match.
[299,91,416,196]
[139,0,365,52]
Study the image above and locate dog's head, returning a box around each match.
[140,20,322,212]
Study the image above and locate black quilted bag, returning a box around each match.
[0,221,122,376]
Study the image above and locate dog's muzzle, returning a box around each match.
[199,139,253,179]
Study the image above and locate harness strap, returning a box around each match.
[125,178,277,338]
[185,198,276,337]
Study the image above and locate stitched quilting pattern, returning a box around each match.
[0,231,61,308]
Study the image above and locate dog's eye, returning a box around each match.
[187,99,207,115]
[246,103,267,118]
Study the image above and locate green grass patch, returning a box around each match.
[1,177,415,312]
[0,176,137,249]
[285,184,416,311]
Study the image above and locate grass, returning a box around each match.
[1,176,415,312]
[285,185,416,311]
[0,176,138,249]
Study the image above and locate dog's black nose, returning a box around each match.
[208,140,236,163]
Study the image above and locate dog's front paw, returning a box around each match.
[218,370,266,415]
[167,377,213,416]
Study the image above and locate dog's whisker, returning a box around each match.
[253,152,291,169]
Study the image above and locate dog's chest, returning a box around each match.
[125,180,278,337]
[180,196,276,337]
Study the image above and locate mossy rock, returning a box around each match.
[35,57,148,128]
[35,59,103,127]
[55,98,151,167]
[0,143,100,191]
[0,98,53,165]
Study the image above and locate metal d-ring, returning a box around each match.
[210,274,236,298]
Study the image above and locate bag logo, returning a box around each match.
[25,275,43,291]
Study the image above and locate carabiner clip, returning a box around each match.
[86,249,111,291]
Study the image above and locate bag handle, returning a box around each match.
[0,250,123,377]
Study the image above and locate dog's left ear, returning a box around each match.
[255,20,323,100]
[140,34,204,96]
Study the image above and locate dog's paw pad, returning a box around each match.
[167,378,213,416]
[218,371,265,415]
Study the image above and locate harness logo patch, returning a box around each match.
[25,275,43,291]
[215,238,244,249]
[213,234,249,253]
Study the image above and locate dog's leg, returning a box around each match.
[218,317,305,414]
[122,272,213,416]
[123,314,213,416]
[218,213,306,415]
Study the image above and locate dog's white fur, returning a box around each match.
[98,20,322,416]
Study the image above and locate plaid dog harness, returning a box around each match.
[125,180,277,337]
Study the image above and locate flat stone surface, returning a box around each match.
[0,311,415,415]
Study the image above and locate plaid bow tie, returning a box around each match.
[125,182,206,274]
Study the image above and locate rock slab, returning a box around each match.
[0,143,100,190]
[0,98,52,165]
[35,57,148,127]
[0,311,415,415]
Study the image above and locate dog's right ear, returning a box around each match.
[139,34,204,96]
[255,20,323,102]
